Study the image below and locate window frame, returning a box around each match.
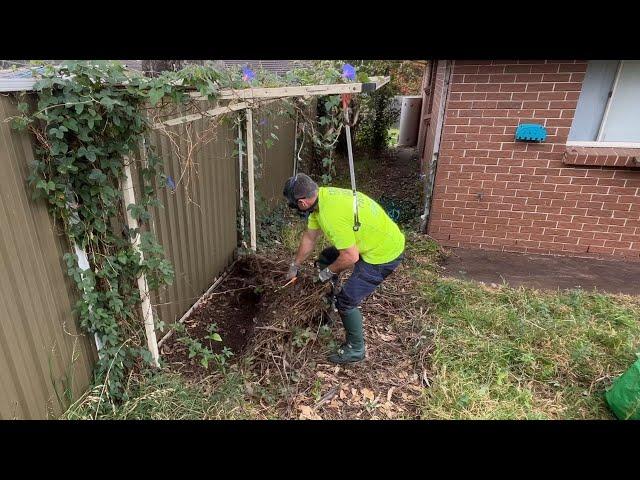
[568,60,640,147]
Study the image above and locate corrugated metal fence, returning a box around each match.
[0,96,97,419]
[0,94,296,418]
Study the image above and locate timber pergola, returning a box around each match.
[151,75,391,253]
[0,70,391,366]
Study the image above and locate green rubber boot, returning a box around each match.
[328,308,365,364]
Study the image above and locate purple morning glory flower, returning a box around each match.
[342,64,356,81]
[167,175,176,190]
[259,118,267,126]
[242,66,256,83]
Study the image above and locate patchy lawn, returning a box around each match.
[417,270,640,419]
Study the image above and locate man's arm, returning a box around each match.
[327,244,359,274]
[293,228,323,266]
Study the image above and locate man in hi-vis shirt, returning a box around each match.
[283,173,405,364]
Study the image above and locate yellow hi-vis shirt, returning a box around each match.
[307,187,405,265]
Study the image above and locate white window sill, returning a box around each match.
[566,141,640,148]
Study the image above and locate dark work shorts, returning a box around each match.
[335,253,403,313]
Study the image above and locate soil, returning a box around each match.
[160,255,329,380]
[442,247,640,295]
[161,258,269,378]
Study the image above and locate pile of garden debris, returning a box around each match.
[161,237,442,419]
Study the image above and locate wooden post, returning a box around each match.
[122,158,160,367]
[238,116,246,242]
[246,108,257,251]
[293,111,298,176]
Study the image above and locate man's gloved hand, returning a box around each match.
[318,267,334,283]
[286,262,299,281]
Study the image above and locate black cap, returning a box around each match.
[283,173,318,208]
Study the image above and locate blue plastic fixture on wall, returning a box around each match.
[515,123,546,142]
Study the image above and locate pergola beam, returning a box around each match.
[188,76,390,102]
[152,101,249,129]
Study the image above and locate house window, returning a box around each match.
[568,60,640,146]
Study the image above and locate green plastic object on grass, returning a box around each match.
[605,357,640,420]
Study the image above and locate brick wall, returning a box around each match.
[426,60,640,260]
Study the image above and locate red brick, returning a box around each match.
[534,109,562,118]
[559,63,588,73]
[472,101,498,109]
[455,126,481,134]
[446,117,471,125]
[475,84,501,92]
[463,74,490,83]
[571,73,586,83]
[503,65,534,74]
[539,92,567,100]
[478,65,507,74]
[455,65,480,74]
[469,117,496,126]
[459,92,489,101]
[549,100,578,109]
[604,241,632,249]
[542,73,572,82]
[489,134,516,142]
[526,83,553,92]
[553,82,583,91]
[530,64,561,73]
[512,93,540,101]
[545,118,573,127]
[494,118,520,126]
[522,101,551,109]
[448,101,474,109]
[465,133,492,142]
[496,101,525,109]
[451,83,475,92]
[561,207,588,215]
[476,141,504,150]
[481,109,510,117]
[489,74,517,83]
[582,224,610,233]
[507,109,535,117]
[581,185,611,194]
[515,73,544,83]
[485,93,513,100]
[500,83,527,92]
[594,232,622,241]
[480,126,506,134]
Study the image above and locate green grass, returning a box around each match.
[412,252,640,419]
[387,127,399,148]
[61,369,259,420]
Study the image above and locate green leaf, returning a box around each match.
[75,103,85,114]
[63,118,79,132]
[210,333,222,342]
[148,88,164,106]
[88,169,107,184]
